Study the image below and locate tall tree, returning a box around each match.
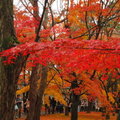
[27,0,48,120]
[0,0,27,120]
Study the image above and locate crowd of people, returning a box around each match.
[14,95,64,118]
[44,97,102,115]
[45,97,64,114]
[14,95,29,118]
[14,95,103,118]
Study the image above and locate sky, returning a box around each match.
[13,0,80,14]
[13,0,64,13]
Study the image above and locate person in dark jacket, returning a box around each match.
[50,97,56,114]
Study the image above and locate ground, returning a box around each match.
[17,112,117,120]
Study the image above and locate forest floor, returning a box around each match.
[17,112,117,120]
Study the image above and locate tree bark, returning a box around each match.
[27,65,48,120]
[0,1,27,120]
[117,110,120,120]
[33,65,48,120]
[0,57,27,120]
[27,64,41,120]
[27,1,49,120]
[71,80,79,120]
[65,106,69,116]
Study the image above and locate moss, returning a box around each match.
[1,36,19,50]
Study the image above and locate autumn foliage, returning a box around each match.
[0,0,120,120]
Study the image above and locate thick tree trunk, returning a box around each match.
[0,1,27,120]
[27,65,48,120]
[71,94,79,120]
[27,65,41,120]
[27,1,49,120]
[71,80,79,120]
[0,61,17,120]
[33,66,48,120]
[0,57,27,120]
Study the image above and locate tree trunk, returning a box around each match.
[0,1,27,120]
[0,61,17,120]
[65,106,69,116]
[26,1,48,120]
[71,80,79,120]
[27,65,48,120]
[0,57,27,120]
[117,110,120,120]
[27,65,41,120]
[71,94,79,120]
[34,66,48,120]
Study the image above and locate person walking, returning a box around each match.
[50,97,56,114]
[16,95,23,118]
